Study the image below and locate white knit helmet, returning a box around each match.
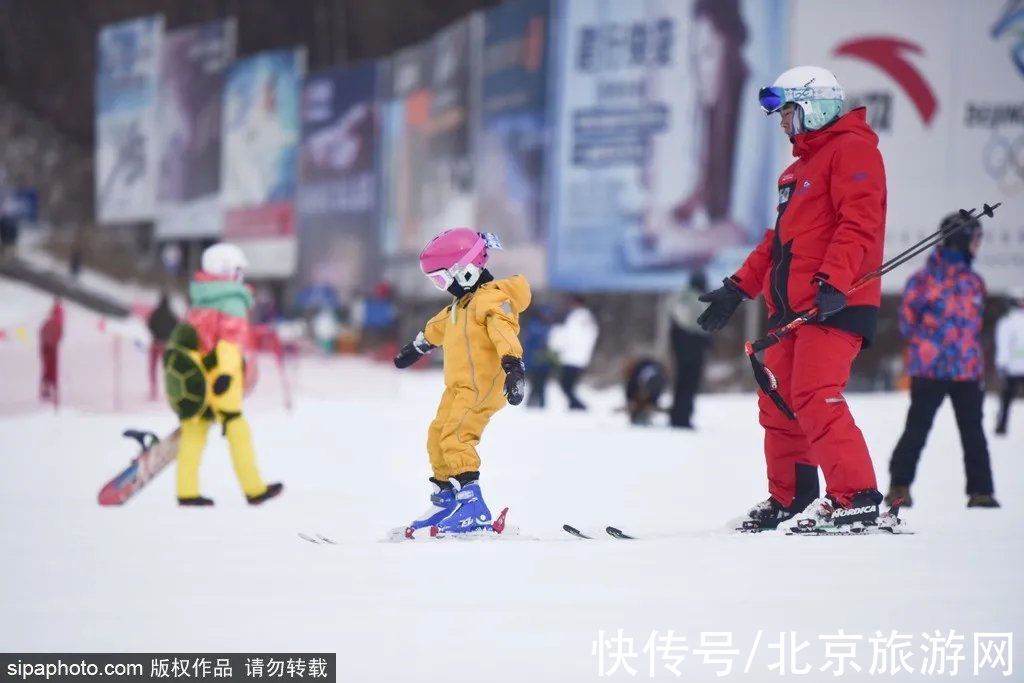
[201,243,248,281]
[759,65,845,132]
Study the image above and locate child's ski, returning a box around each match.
[562,524,593,539]
[562,524,636,540]
[298,533,338,545]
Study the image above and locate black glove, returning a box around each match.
[697,278,746,332]
[501,355,526,406]
[813,280,847,321]
[394,332,436,369]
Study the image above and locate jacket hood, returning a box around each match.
[925,247,971,278]
[792,107,879,158]
[488,274,532,313]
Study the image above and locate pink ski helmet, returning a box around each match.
[419,228,500,291]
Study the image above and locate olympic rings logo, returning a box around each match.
[983,131,1024,195]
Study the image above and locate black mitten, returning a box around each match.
[501,355,526,406]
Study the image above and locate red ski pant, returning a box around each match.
[40,344,58,398]
[758,324,876,506]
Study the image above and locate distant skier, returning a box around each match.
[995,287,1024,436]
[548,296,598,411]
[522,303,555,408]
[147,292,178,401]
[38,298,64,403]
[886,214,997,508]
[393,229,529,538]
[163,243,282,506]
[666,270,712,429]
[697,66,890,533]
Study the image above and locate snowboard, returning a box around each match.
[97,429,181,505]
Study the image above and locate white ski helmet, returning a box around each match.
[759,65,845,132]
[201,243,248,281]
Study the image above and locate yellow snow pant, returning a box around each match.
[175,340,267,499]
[427,386,506,481]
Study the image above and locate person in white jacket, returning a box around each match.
[548,296,598,410]
[995,287,1024,435]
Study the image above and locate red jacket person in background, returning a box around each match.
[697,66,887,533]
[39,298,64,403]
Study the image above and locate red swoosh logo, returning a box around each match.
[834,37,938,125]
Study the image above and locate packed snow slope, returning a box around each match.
[0,357,1021,682]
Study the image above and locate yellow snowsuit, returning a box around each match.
[422,275,531,480]
[175,340,267,499]
[165,275,269,501]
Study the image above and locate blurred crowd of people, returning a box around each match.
[31,225,1024,494]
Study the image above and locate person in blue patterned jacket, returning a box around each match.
[886,213,998,509]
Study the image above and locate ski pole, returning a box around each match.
[748,203,998,355]
[744,202,1000,419]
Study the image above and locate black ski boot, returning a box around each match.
[247,482,284,505]
[737,463,819,531]
[739,497,793,531]
[967,493,1000,508]
[178,496,215,507]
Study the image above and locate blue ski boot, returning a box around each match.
[403,478,457,539]
[434,478,497,535]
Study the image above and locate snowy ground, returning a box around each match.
[0,351,1021,681]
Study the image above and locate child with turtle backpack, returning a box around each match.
[392,229,530,538]
[163,243,283,506]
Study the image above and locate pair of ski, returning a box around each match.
[298,533,338,545]
[298,523,630,545]
[563,524,635,540]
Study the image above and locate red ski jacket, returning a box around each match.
[731,108,887,345]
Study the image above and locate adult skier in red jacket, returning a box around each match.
[697,66,887,533]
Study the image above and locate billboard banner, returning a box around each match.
[547,0,787,291]
[296,61,380,295]
[221,48,305,277]
[95,14,164,224]
[477,0,551,286]
[790,0,1024,293]
[381,15,477,269]
[155,19,236,239]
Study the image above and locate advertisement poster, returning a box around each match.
[548,0,786,291]
[477,0,551,286]
[296,61,380,296]
[381,16,477,270]
[221,48,305,278]
[792,0,1024,293]
[95,14,164,224]
[155,19,236,239]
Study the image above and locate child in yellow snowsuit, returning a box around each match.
[163,243,282,507]
[394,229,530,537]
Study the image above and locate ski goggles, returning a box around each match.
[423,244,480,291]
[758,84,844,114]
[425,268,456,291]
